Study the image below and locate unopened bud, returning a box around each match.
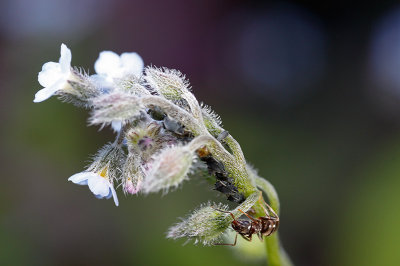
[167,203,231,245]
[142,145,195,193]
[122,154,144,194]
[167,191,260,245]
[89,92,143,126]
[144,67,190,101]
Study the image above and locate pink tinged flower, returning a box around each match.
[124,178,142,195]
[34,43,73,103]
[68,171,119,206]
[94,50,144,82]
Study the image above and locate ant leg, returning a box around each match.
[214,233,238,246]
[238,209,258,222]
[242,234,253,242]
[212,206,236,220]
[258,192,279,219]
[257,191,271,217]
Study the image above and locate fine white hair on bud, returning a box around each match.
[122,154,144,195]
[118,75,151,96]
[201,103,222,127]
[167,202,231,245]
[89,92,143,127]
[144,66,190,101]
[142,145,195,194]
[167,191,260,245]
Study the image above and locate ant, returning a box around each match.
[213,193,279,246]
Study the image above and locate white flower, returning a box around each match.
[68,170,119,206]
[34,43,73,103]
[94,51,144,82]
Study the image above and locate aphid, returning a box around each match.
[217,130,229,141]
[163,116,185,135]
[214,193,279,246]
[214,179,245,204]
[147,106,165,121]
[200,155,245,204]
[201,156,226,176]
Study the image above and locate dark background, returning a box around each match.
[1,0,400,265]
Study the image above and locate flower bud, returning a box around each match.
[122,154,144,195]
[144,67,190,101]
[142,145,195,193]
[167,203,231,245]
[167,191,260,245]
[89,92,143,127]
[124,177,142,195]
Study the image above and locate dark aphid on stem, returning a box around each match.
[197,152,246,204]
[217,130,229,142]
[214,179,245,204]
[147,106,165,121]
[213,193,279,246]
[163,116,185,135]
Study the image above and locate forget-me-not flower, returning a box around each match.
[34,44,74,103]
[68,167,119,206]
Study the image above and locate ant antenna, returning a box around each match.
[238,209,257,222]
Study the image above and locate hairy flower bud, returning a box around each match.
[122,153,144,194]
[144,67,190,101]
[167,203,231,245]
[89,92,143,127]
[167,191,260,245]
[118,75,151,96]
[142,145,195,193]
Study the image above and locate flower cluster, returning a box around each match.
[34,44,280,247]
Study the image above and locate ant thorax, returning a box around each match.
[232,220,254,234]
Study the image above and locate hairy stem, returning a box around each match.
[141,95,207,135]
[253,174,292,266]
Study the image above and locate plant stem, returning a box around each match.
[254,175,293,266]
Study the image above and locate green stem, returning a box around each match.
[254,175,292,266]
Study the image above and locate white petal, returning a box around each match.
[89,74,113,89]
[108,183,119,206]
[87,176,110,197]
[59,44,72,72]
[33,79,65,102]
[94,51,121,76]
[111,121,122,132]
[38,62,61,87]
[68,172,97,184]
[120,52,144,76]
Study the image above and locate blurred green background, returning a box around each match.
[1,0,400,265]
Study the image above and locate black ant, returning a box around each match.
[213,193,279,246]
